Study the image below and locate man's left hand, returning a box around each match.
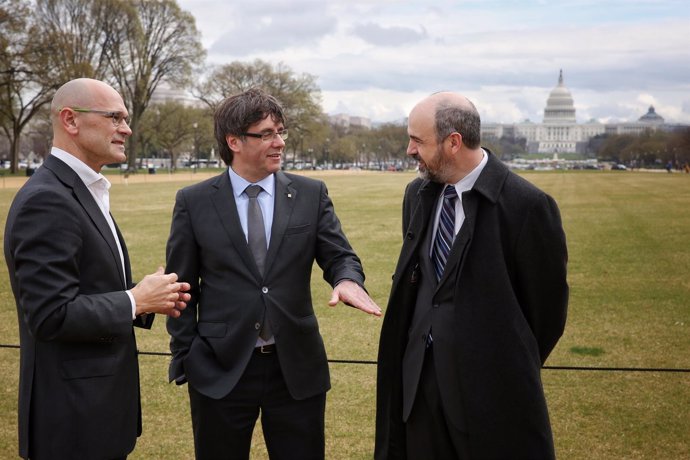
[328,280,382,316]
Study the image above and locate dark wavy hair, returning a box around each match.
[214,88,286,165]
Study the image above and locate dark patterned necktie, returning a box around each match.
[431,185,458,281]
[245,185,267,273]
[245,184,271,340]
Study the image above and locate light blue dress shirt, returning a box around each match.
[227,167,275,248]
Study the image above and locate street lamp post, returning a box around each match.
[193,122,198,173]
[324,138,330,169]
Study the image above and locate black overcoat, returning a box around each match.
[375,151,569,459]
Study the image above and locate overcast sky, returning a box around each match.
[177,0,690,125]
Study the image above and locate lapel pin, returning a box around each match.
[287,193,292,198]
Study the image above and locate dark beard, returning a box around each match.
[415,147,452,183]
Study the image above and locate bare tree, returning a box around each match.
[33,0,129,82]
[0,0,58,173]
[194,59,326,162]
[139,101,211,170]
[106,0,205,171]
[1,0,204,173]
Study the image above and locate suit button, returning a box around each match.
[262,287,268,294]
[406,232,414,240]
[255,323,261,330]
[432,303,440,309]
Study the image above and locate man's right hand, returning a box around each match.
[131,267,191,318]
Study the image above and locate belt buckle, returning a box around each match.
[258,344,274,354]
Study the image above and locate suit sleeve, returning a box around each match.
[314,182,366,287]
[165,188,200,383]
[7,188,133,343]
[514,192,569,363]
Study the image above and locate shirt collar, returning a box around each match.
[51,147,110,189]
[450,149,488,195]
[227,167,275,198]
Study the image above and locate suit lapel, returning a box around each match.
[392,180,440,293]
[438,190,477,288]
[44,156,127,287]
[437,150,506,287]
[265,171,296,273]
[114,221,132,286]
[210,172,261,278]
[74,179,129,288]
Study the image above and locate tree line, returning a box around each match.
[0,0,411,173]
[588,129,690,169]
[1,0,205,173]
[2,0,689,173]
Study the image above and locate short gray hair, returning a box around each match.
[434,99,481,149]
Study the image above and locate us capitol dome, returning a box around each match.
[481,70,676,155]
[543,70,577,125]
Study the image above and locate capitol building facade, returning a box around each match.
[481,70,672,155]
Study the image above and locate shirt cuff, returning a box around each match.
[126,290,136,320]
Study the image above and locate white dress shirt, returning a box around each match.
[431,149,489,251]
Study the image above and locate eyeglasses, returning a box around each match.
[63,107,130,127]
[241,129,288,142]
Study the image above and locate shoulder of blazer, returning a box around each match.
[405,177,425,198]
[39,154,79,190]
[35,156,101,213]
[471,149,514,204]
[175,171,229,199]
[475,149,551,205]
[278,170,321,190]
[404,177,440,210]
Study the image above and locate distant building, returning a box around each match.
[150,82,202,107]
[329,113,372,130]
[481,70,683,155]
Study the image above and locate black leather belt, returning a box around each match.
[254,344,276,354]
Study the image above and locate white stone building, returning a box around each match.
[482,70,673,155]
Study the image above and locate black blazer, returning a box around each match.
[166,170,365,400]
[375,151,569,459]
[4,155,153,460]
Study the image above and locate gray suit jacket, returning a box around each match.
[376,151,569,459]
[166,170,365,400]
[4,155,153,460]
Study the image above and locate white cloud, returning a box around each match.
[177,0,690,123]
[350,22,428,46]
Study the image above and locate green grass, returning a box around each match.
[0,170,689,459]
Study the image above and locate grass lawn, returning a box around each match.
[0,169,688,459]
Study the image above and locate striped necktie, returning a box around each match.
[431,185,458,281]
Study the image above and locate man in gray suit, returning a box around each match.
[166,88,381,460]
[4,78,191,460]
[375,92,568,459]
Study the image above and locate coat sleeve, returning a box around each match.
[314,181,366,287]
[165,188,201,383]
[514,192,569,363]
[6,187,133,343]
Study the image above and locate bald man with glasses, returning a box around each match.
[4,78,191,460]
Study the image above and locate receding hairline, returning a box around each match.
[51,78,118,114]
[411,92,476,120]
[427,91,476,113]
